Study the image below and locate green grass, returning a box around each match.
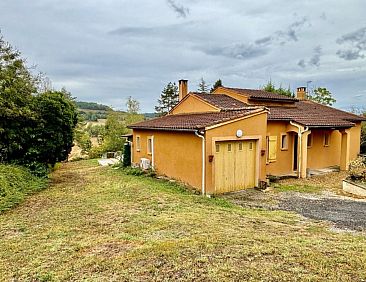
[0,160,365,281]
[0,164,47,213]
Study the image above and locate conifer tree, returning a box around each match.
[197,77,210,93]
[210,79,223,93]
[263,80,293,97]
[155,82,179,116]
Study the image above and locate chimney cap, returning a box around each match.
[297,86,306,91]
[179,79,188,83]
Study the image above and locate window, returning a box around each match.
[215,143,220,153]
[147,137,153,154]
[136,136,141,151]
[324,132,330,147]
[267,136,277,162]
[248,142,253,150]
[280,134,288,150]
[307,134,313,148]
[238,142,243,151]
[228,143,232,152]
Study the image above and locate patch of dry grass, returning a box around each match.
[0,160,366,281]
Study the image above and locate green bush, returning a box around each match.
[0,164,47,212]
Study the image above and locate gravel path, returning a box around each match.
[222,189,366,232]
[278,194,366,231]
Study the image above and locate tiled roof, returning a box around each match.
[193,93,248,110]
[128,108,264,131]
[223,87,298,102]
[268,100,365,128]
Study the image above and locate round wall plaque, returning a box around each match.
[236,129,243,138]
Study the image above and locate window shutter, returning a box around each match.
[268,136,277,162]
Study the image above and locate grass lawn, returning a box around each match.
[0,160,366,281]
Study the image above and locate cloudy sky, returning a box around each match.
[1,0,365,112]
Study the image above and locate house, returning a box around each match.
[128,80,365,194]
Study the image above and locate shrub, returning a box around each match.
[0,164,47,212]
[348,157,366,183]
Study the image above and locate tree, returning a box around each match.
[210,79,223,93]
[126,96,140,114]
[101,111,128,152]
[0,34,39,162]
[198,77,209,93]
[0,33,78,172]
[263,80,293,97]
[26,90,78,166]
[310,87,336,106]
[155,82,179,116]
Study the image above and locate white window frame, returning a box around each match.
[280,133,288,151]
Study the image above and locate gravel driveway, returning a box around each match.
[222,189,366,232]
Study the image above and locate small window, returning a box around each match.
[324,133,330,147]
[307,134,312,148]
[281,134,288,150]
[238,142,243,151]
[248,142,253,150]
[228,143,232,152]
[215,144,220,153]
[147,137,152,154]
[136,136,141,151]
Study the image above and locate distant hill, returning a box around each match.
[76,101,112,111]
[143,113,156,119]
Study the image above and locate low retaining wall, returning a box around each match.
[343,179,366,197]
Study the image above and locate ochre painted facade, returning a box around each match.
[130,85,364,194]
[205,112,268,194]
[133,130,202,189]
[170,95,219,115]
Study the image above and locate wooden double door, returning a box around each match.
[214,140,257,193]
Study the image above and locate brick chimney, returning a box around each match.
[179,79,188,101]
[296,87,307,100]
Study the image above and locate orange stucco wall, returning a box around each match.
[307,130,341,169]
[349,122,362,160]
[212,87,249,103]
[132,130,202,189]
[205,112,268,194]
[170,95,219,115]
[266,121,362,175]
[266,121,295,176]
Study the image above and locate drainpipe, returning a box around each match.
[195,130,205,195]
[290,121,309,178]
[151,136,155,170]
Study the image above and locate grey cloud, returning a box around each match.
[336,49,364,60]
[203,43,268,60]
[255,36,272,46]
[309,45,322,66]
[336,26,366,60]
[167,0,189,18]
[297,59,306,68]
[276,17,309,42]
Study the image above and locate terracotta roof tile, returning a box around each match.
[268,100,365,128]
[223,87,298,102]
[128,108,264,131]
[193,93,248,110]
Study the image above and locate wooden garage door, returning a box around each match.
[214,140,257,193]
